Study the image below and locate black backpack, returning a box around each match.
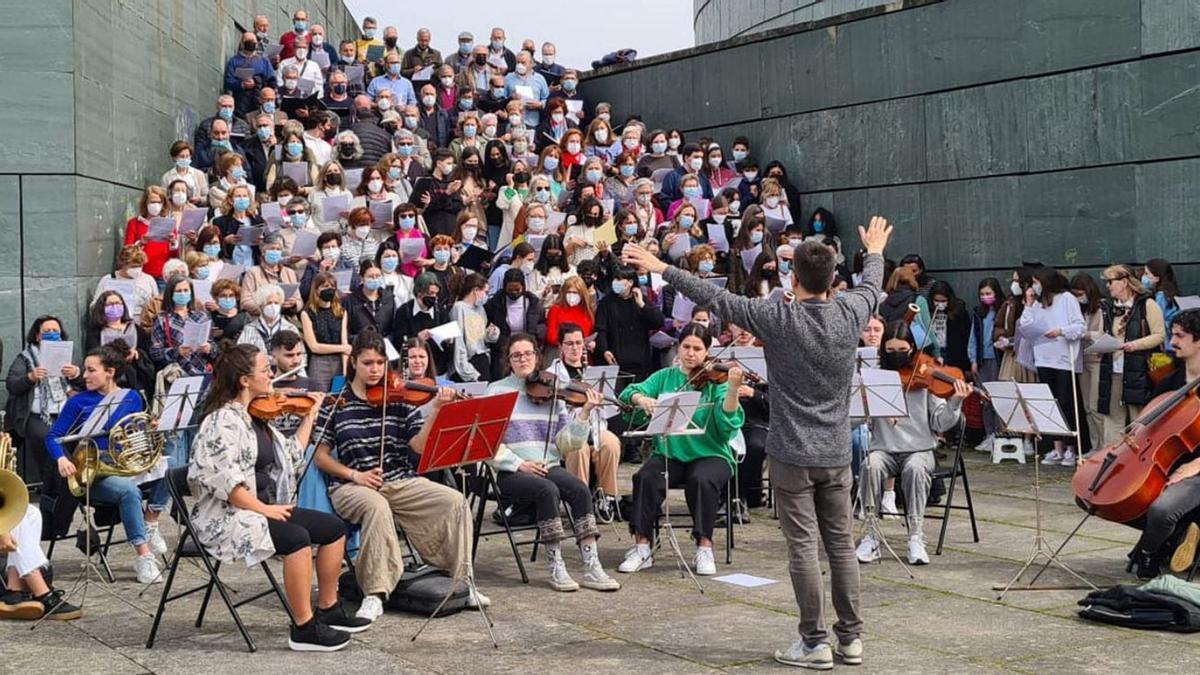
[339,565,471,617]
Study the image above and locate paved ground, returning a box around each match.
[4,451,1200,674]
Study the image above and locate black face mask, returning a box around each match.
[242,41,257,53]
[319,288,336,303]
[514,171,531,184]
[582,277,596,288]
[384,37,397,48]
[881,350,913,371]
[339,143,355,155]
[474,54,487,66]
[506,290,523,301]
[332,83,347,95]
[326,173,342,185]
[419,295,436,309]
[584,215,603,227]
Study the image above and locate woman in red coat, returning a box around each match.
[123,185,176,283]
[544,275,595,348]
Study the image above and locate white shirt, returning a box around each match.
[276,57,324,91]
[1017,292,1085,372]
[303,133,332,166]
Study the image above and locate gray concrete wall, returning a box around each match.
[694,0,899,44]
[0,0,356,373]
[586,0,1200,295]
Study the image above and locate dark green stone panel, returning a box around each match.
[1017,165,1136,269]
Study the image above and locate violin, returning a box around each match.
[365,370,453,407]
[694,359,763,389]
[897,352,986,401]
[524,370,631,410]
[248,392,318,420]
[1073,374,1200,523]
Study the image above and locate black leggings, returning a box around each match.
[630,454,731,544]
[495,466,593,523]
[738,426,768,508]
[266,507,346,556]
[1037,366,1091,451]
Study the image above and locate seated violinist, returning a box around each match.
[312,327,485,623]
[1121,309,1200,578]
[267,331,312,438]
[855,321,970,566]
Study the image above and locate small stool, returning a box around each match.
[992,437,1025,464]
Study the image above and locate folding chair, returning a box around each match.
[467,464,576,584]
[896,443,980,555]
[653,475,736,565]
[146,466,295,653]
[44,502,123,583]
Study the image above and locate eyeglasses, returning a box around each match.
[509,351,537,361]
[1103,277,1123,284]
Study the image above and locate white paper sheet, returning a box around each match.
[145,217,176,242]
[740,244,762,273]
[181,319,211,348]
[399,238,426,261]
[1176,295,1200,311]
[321,194,349,223]
[333,269,352,293]
[428,321,460,346]
[179,208,208,235]
[191,278,214,305]
[369,199,393,227]
[344,168,364,193]
[38,341,74,375]
[290,230,319,258]
[1084,333,1123,355]
[649,330,677,350]
[849,368,908,418]
[643,391,703,435]
[671,291,696,324]
[712,573,778,588]
[260,201,284,229]
[667,233,690,261]
[99,278,138,315]
[707,223,729,253]
[282,161,310,187]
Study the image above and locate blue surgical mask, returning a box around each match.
[262,101,276,114]
[1032,282,1042,298]
[294,20,307,32]
[381,257,399,273]
[638,274,649,287]
[196,266,211,280]
[651,141,667,154]
[779,261,792,275]
[175,157,191,169]
[611,280,627,296]
[257,127,272,141]
[218,108,233,121]
[624,223,639,236]
[40,331,61,343]
[586,169,602,184]
[563,80,577,93]
[433,249,451,265]
[733,149,747,162]
[398,216,416,231]
[750,230,763,244]
[620,164,635,178]
[679,215,694,228]
[534,189,551,204]
[397,145,414,157]
[543,157,559,171]
[460,99,474,111]
[459,42,472,55]
[217,297,237,312]
[211,139,231,151]
[813,220,824,233]
[463,125,477,137]
[286,142,303,157]
[388,167,402,180]
[682,186,701,199]
[388,63,402,76]
[203,244,222,258]
[233,196,251,211]
[264,249,283,265]
[698,260,715,274]
[365,278,384,291]
[289,213,306,227]
[1141,274,1154,288]
[172,291,192,307]
[492,87,506,98]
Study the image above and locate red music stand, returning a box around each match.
[416,392,518,475]
[411,391,518,648]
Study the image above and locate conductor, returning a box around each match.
[622,216,893,670]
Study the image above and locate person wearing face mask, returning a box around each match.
[449,113,485,161]
[213,181,263,269]
[350,166,401,220]
[400,28,442,83]
[208,279,250,341]
[410,150,465,237]
[224,32,275,115]
[85,290,152,390]
[547,69,588,124]
[659,143,714,204]
[484,268,545,376]
[149,276,218,377]
[162,141,210,205]
[447,273,498,383]
[309,24,338,69]
[535,42,566,88]
[504,51,550,129]
[238,283,303,363]
[266,130,320,195]
[855,320,970,567]
[300,231,358,303]
[744,247,782,300]
[209,150,256,211]
[452,213,489,264]
[277,36,325,94]
[734,157,763,208]
[194,96,252,168]
[123,186,176,283]
[1068,272,1105,458]
[389,203,428,278]
[246,86,286,131]
[432,64,460,114]
[581,119,619,164]
[242,113,278,194]
[700,145,737,192]
[278,196,323,266]
[637,129,683,178]
[373,240,415,306]
[967,278,1008,451]
[627,178,665,234]
[920,281,971,375]
[444,31,476,73]
[93,246,159,329]
[1017,267,1089,467]
[391,273,452,373]
[603,152,639,207]
[240,232,302,317]
[391,129,431,181]
[479,74,512,119]
[763,160,805,225]
[667,173,711,223]
[595,266,665,385]
[321,72,355,128]
[486,242,536,299]
[344,260,396,343]
[411,82,451,149]
[277,9,309,60]
[994,266,1040,395]
[757,178,794,232]
[310,161,352,232]
[564,197,608,268]
[422,235,465,312]
[660,204,702,266]
[300,271,352,393]
[545,276,596,355]
[802,207,839,245]
[354,17,384,65]
[339,205,381,269]
[367,53,418,107]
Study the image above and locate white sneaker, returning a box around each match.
[907,535,930,565]
[355,595,384,622]
[856,534,880,564]
[974,434,995,452]
[1041,449,1064,465]
[1060,450,1077,467]
[548,551,579,592]
[467,588,491,608]
[134,553,162,584]
[145,523,168,557]
[618,545,654,573]
[834,637,864,665]
[775,639,833,670]
[693,546,716,576]
[579,559,621,591]
[879,491,900,520]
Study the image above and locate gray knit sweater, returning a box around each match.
[661,253,883,468]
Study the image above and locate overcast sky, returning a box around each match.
[342,0,695,71]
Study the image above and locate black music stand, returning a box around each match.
[411,392,519,648]
[987,381,1097,598]
[849,368,915,578]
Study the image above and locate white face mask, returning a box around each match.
[147,202,163,217]
[355,226,371,240]
[295,48,308,60]
[126,267,144,279]
[668,137,681,150]
[378,98,392,111]
[565,292,581,307]
[262,303,281,321]
[566,142,580,154]
[765,196,781,208]
[322,247,341,261]
[594,129,609,143]
[1010,281,1022,296]
[461,227,478,242]
[171,192,188,206]
[284,78,299,90]
[368,179,384,193]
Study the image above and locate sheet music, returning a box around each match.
[74,389,132,440]
[583,365,621,419]
[643,392,704,436]
[983,381,1073,436]
[157,376,206,432]
[848,368,908,418]
[39,341,74,375]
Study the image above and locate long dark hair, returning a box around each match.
[927,280,964,319]
[678,322,713,350]
[1034,267,1069,307]
[975,277,1006,318]
[1069,273,1103,316]
[744,249,779,297]
[201,343,260,417]
[87,340,132,373]
[534,234,566,274]
[403,337,438,379]
[1146,258,1179,303]
[881,320,918,353]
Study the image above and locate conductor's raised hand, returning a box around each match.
[621,243,666,274]
[858,216,893,256]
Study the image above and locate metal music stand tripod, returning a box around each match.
[411,391,519,648]
[626,392,709,595]
[850,367,915,578]
[987,381,1097,598]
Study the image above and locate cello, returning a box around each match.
[1072,374,1200,523]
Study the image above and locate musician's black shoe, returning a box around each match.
[288,617,352,652]
[317,601,372,633]
[1132,549,1162,581]
[36,589,81,621]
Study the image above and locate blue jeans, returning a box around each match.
[88,476,168,547]
[165,429,194,468]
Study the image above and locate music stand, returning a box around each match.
[156,376,205,435]
[412,392,519,648]
[848,369,915,578]
[986,381,1097,598]
[32,391,151,630]
[626,392,708,594]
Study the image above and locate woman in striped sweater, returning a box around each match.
[485,334,621,593]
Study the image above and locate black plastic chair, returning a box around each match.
[146,466,295,653]
[895,442,980,555]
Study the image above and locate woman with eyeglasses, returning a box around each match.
[1092,265,1164,449]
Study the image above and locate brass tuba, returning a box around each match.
[68,412,165,498]
[0,411,30,535]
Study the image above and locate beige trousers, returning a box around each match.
[1097,376,1142,448]
[330,477,473,596]
[565,429,620,497]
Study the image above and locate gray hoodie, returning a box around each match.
[661,253,883,468]
[858,389,962,455]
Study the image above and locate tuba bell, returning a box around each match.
[0,411,30,535]
[68,412,165,498]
